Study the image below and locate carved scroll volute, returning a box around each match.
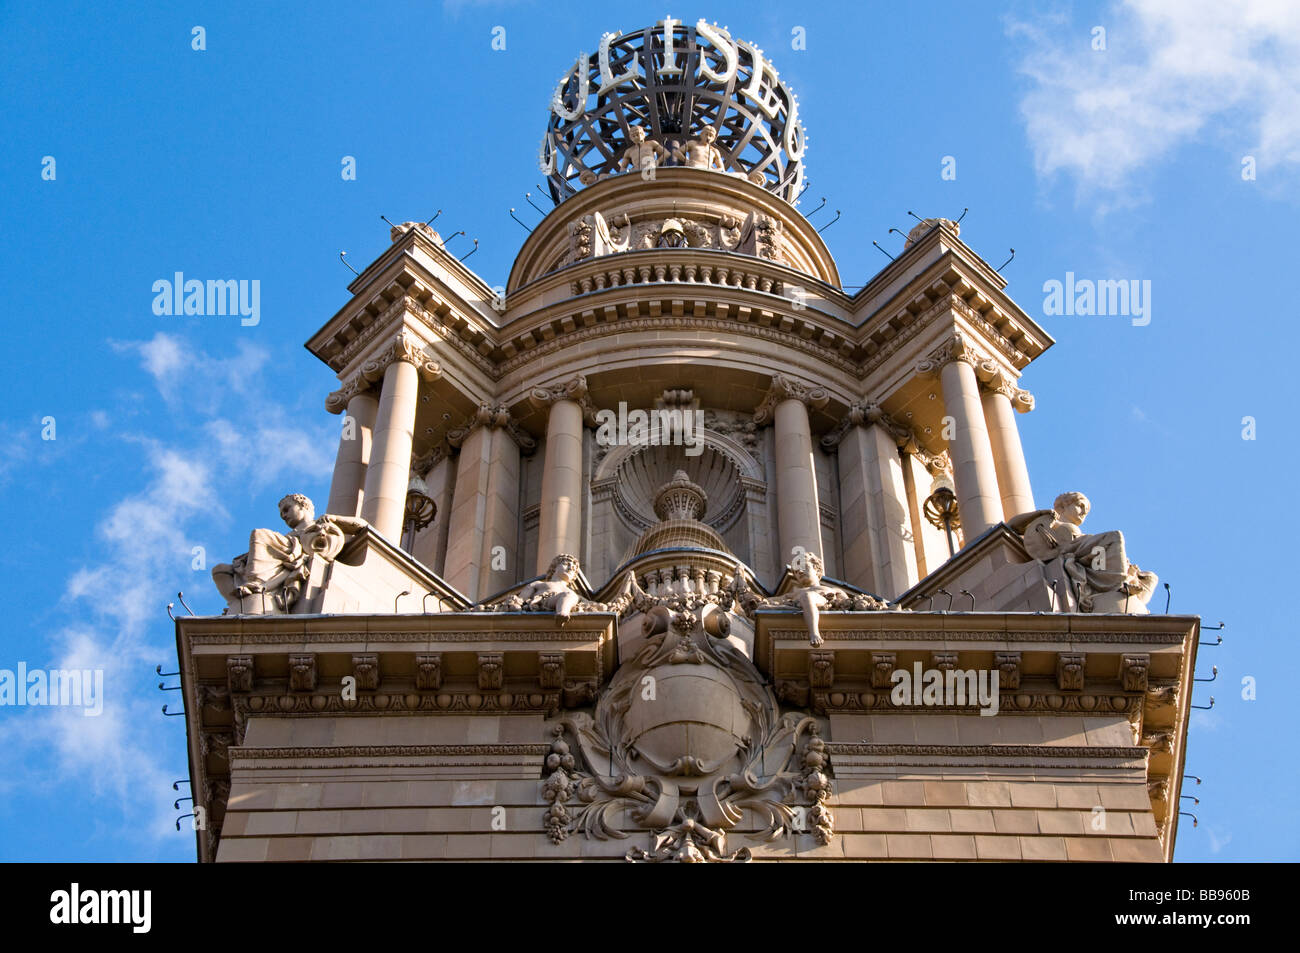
[447,403,538,453]
[529,374,600,425]
[358,330,442,386]
[753,374,831,426]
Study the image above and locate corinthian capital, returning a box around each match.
[447,403,538,453]
[324,369,375,415]
[753,374,830,426]
[819,400,911,450]
[974,358,1035,411]
[359,329,442,383]
[528,374,600,425]
[914,332,984,377]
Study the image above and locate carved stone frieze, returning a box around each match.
[811,690,1138,716]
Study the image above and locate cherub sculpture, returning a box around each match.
[211,494,367,612]
[1010,491,1158,613]
[672,125,727,172]
[616,125,666,175]
[785,551,850,646]
[734,551,886,646]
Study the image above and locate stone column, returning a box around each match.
[324,378,379,518]
[977,362,1036,521]
[411,446,455,576]
[359,332,441,542]
[531,376,595,575]
[443,405,532,601]
[755,375,829,567]
[920,336,1003,540]
[824,403,918,597]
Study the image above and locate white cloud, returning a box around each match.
[25,330,338,853]
[111,332,270,411]
[1009,0,1300,197]
[1206,827,1232,853]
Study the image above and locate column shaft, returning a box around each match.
[326,391,378,517]
[536,399,584,574]
[773,397,823,563]
[445,427,520,601]
[981,388,1035,519]
[838,424,918,597]
[940,359,1003,539]
[360,359,419,541]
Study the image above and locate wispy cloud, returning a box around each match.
[10,331,336,853]
[1009,0,1300,200]
[110,332,271,412]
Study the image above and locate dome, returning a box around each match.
[540,19,806,204]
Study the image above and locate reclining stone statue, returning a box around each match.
[211,493,367,613]
[1009,491,1158,613]
[483,553,583,623]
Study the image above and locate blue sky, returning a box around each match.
[1,0,1295,861]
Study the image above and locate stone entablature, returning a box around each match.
[753,610,1198,859]
[176,612,616,863]
[178,607,1194,863]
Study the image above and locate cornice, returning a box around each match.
[826,743,1147,760]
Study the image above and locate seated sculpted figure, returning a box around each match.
[616,125,665,175]
[672,125,726,172]
[786,551,849,647]
[497,553,583,624]
[211,493,367,611]
[1011,491,1158,613]
[732,551,886,644]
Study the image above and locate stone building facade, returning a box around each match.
[178,20,1197,862]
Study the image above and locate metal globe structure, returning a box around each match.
[541,19,806,205]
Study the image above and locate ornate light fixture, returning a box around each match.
[401,475,436,554]
[923,474,961,557]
